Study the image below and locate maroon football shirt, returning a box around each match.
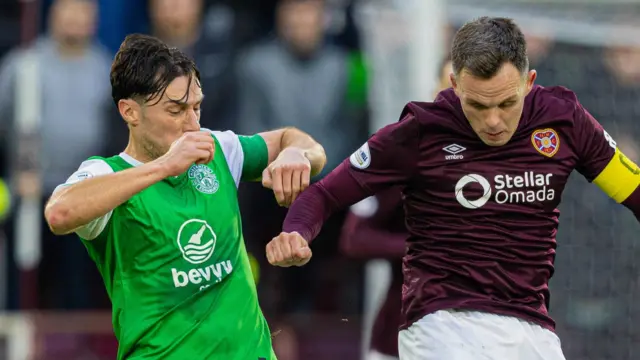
[284,85,622,331]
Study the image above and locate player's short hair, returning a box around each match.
[451,17,528,79]
[110,34,201,106]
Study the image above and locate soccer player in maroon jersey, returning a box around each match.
[339,58,453,360]
[266,17,640,359]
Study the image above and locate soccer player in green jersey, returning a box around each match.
[43,34,325,360]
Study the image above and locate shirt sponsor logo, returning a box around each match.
[171,260,233,291]
[443,143,466,160]
[455,172,555,209]
[531,128,560,158]
[172,219,232,291]
[177,219,216,264]
[349,142,371,169]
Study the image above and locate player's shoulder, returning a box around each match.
[202,128,245,165]
[203,128,242,145]
[399,88,469,134]
[79,156,116,172]
[403,88,459,117]
[525,85,581,124]
[58,157,115,189]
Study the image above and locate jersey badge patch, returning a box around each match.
[177,219,217,264]
[349,142,371,169]
[188,164,220,194]
[531,128,560,158]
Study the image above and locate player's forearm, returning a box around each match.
[283,162,370,242]
[45,162,168,235]
[280,127,326,176]
[340,215,407,259]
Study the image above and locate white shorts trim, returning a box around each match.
[398,309,566,360]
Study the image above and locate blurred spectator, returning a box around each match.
[0,0,112,309]
[149,0,239,131]
[236,0,366,174]
[235,0,367,336]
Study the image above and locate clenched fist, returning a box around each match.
[262,148,311,207]
[266,232,312,267]
[157,131,215,177]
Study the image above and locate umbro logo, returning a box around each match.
[443,144,466,160]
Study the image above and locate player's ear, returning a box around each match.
[524,70,537,95]
[449,72,457,90]
[118,99,142,126]
[450,73,462,98]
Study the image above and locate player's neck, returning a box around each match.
[123,140,157,165]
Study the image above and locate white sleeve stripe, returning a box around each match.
[58,159,114,240]
[208,129,244,188]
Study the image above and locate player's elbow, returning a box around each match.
[44,202,75,235]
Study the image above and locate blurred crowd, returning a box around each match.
[0,0,638,359]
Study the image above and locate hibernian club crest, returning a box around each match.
[188,164,220,194]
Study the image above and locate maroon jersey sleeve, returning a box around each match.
[569,94,616,181]
[567,91,640,220]
[339,189,407,259]
[283,112,421,242]
[345,112,421,191]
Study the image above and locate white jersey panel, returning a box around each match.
[54,159,114,240]
[208,129,245,188]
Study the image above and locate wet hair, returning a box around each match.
[110,34,201,106]
[451,17,528,79]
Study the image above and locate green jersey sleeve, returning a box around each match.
[209,130,269,186]
[237,134,268,181]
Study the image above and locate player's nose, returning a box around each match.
[483,111,503,130]
[184,109,200,130]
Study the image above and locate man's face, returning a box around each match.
[50,0,97,46]
[277,0,324,55]
[128,75,203,159]
[150,0,202,40]
[452,63,536,146]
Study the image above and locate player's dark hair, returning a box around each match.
[110,34,201,106]
[451,17,528,79]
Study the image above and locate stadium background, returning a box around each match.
[0,0,638,359]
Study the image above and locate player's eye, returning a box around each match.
[471,103,488,110]
[499,101,515,109]
[168,108,183,115]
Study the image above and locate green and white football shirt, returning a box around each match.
[58,130,276,360]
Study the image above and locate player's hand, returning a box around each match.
[266,231,312,267]
[157,131,215,177]
[262,148,311,207]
